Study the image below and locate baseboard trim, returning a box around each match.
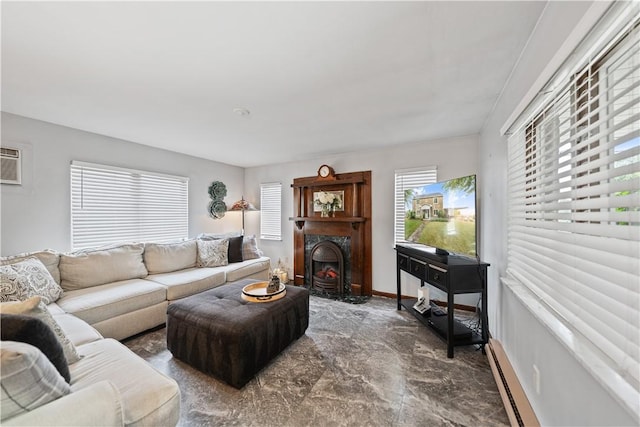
[372,290,411,299]
[486,338,539,427]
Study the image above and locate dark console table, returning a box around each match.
[395,243,489,358]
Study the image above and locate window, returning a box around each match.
[70,161,188,250]
[394,166,437,242]
[505,3,639,409]
[260,182,282,241]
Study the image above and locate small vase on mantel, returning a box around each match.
[321,204,331,218]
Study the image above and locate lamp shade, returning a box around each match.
[228,196,257,235]
[229,197,257,212]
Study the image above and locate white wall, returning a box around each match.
[1,112,245,255]
[479,1,636,425]
[244,134,479,299]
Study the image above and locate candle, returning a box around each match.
[279,271,288,284]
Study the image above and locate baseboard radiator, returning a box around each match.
[487,338,540,427]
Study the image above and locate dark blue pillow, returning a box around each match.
[0,313,71,383]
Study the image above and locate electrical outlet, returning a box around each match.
[533,364,541,395]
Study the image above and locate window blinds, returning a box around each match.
[260,182,282,241]
[70,161,189,250]
[394,167,437,242]
[505,2,639,403]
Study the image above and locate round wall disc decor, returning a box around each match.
[208,181,227,200]
[208,199,227,219]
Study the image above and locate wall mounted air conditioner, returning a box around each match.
[1,147,22,185]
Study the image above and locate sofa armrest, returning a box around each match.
[4,380,124,427]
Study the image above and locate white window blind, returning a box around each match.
[71,161,189,250]
[505,2,640,409]
[394,166,437,242]
[260,182,282,241]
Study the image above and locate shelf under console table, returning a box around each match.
[395,243,489,358]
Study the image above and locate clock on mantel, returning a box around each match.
[317,164,336,180]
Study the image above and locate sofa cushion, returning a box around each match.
[0,341,71,421]
[0,314,70,382]
[0,297,81,365]
[52,312,103,347]
[196,239,229,268]
[60,243,147,291]
[143,240,197,274]
[219,257,271,282]
[71,338,180,427]
[242,235,263,260]
[3,380,124,427]
[146,268,225,301]
[56,279,166,325]
[0,250,61,285]
[0,257,63,304]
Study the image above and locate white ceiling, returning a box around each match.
[2,1,546,168]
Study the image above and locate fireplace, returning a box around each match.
[309,240,345,295]
[291,169,372,297]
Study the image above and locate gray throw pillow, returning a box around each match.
[0,341,71,421]
[197,239,229,267]
[242,235,262,260]
[0,257,63,304]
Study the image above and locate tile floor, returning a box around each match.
[124,295,509,427]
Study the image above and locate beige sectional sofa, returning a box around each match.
[0,235,271,426]
[4,304,181,426]
[52,237,270,340]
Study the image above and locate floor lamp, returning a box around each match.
[229,196,257,235]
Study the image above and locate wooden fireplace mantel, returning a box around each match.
[290,217,366,230]
[290,170,372,296]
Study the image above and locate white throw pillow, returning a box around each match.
[0,341,71,421]
[0,257,63,304]
[196,239,229,268]
[0,297,81,365]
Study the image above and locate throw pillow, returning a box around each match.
[242,235,262,260]
[0,297,81,365]
[0,296,40,314]
[0,257,63,304]
[196,239,229,268]
[0,250,61,285]
[200,234,244,263]
[0,341,71,421]
[1,313,71,383]
[227,235,244,263]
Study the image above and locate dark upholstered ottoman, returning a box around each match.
[166,279,309,388]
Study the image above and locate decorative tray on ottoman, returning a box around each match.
[241,281,287,303]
